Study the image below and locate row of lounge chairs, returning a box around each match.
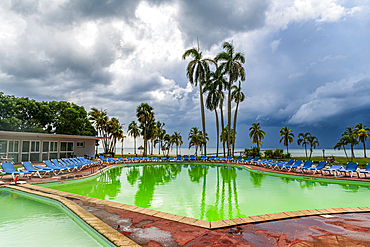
[0,157,100,179]
[101,155,253,163]
[248,158,370,178]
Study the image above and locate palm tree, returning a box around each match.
[204,70,222,157]
[212,65,227,157]
[307,135,319,160]
[297,132,311,159]
[171,132,183,156]
[355,123,370,158]
[128,121,140,155]
[182,44,212,155]
[231,80,245,155]
[334,137,349,161]
[215,41,245,155]
[89,107,109,153]
[220,125,235,148]
[342,126,359,161]
[188,127,203,156]
[249,123,265,148]
[136,103,155,156]
[279,126,295,154]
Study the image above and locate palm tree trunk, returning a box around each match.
[220,103,225,157]
[227,80,232,156]
[232,102,239,156]
[343,146,349,161]
[363,141,367,158]
[134,137,136,155]
[215,109,219,157]
[351,144,355,161]
[199,83,207,156]
[144,126,147,156]
[304,144,307,159]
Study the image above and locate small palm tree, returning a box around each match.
[279,126,294,154]
[188,127,203,156]
[342,126,359,161]
[307,135,319,160]
[136,103,155,156]
[128,121,140,155]
[231,80,245,155]
[171,132,183,156]
[297,132,311,159]
[334,137,349,161]
[249,123,265,148]
[220,125,235,150]
[355,123,370,158]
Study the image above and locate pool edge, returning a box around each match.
[0,184,140,247]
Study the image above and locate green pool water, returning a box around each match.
[0,188,114,247]
[40,163,370,221]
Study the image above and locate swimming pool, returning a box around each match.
[40,163,370,221]
[0,187,115,247]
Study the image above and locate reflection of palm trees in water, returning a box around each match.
[250,172,266,188]
[127,165,182,208]
[188,165,244,221]
[82,167,124,199]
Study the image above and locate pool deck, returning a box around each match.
[2,161,370,246]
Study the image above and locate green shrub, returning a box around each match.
[264,150,273,158]
[244,147,261,157]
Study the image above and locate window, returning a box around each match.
[22,141,30,153]
[60,142,73,158]
[0,140,7,155]
[43,141,49,152]
[76,141,85,148]
[8,141,19,162]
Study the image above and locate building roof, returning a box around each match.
[0,131,101,140]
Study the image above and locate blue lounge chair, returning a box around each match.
[52,159,76,172]
[305,161,327,174]
[250,157,260,164]
[294,160,313,173]
[190,155,196,160]
[152,157,159,162]
[234,156,243,163]
[22,161,54,178]
[272,159,294,170]
[337,162,358,177]
[169,157,175,161]
[282,160,303,172]
[161,156,167,161]
[244,156,253,163]
[183,155,189,161]
[1,162,32,179]
[209,156,215,161]
[201,156,207,161]
[176,155,182,160]
[99,156,109,163]
[359,164,370,178]
[60,159,83,170]
[322,165,343,176]
[44,160,68,173]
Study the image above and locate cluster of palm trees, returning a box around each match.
[127,103,183,156]
[334,123,370,160]
[249,123,320,160]
[188,127,208,156]
[183,41,245,157]
[89,108,125,155]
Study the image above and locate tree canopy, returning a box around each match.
[0,92,96,136]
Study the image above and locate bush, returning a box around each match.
[244,147,261,157]
[264,150,273,158]
[284,153,291,159]
[273,149,284,158]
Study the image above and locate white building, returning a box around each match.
[0,131,99,163]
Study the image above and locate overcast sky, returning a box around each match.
[0,0,369,150]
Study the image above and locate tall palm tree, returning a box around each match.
[355,123,370,158]
[136,103,155,156]
[89,107,109,153]
[279,126,295,154]
[171,132,183,156]
[204,71,221,157]
[297,132,311,159]
[182,44,212,155]
[128,121,140,155]
[215,41,245,155]
[342,126,359,161]
[334,137,349,161]
[249,123,265,148]
[307,135,319,160]
[212,65,227,157]
[231,80,245,155]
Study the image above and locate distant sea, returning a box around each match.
[98,147,368,158]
